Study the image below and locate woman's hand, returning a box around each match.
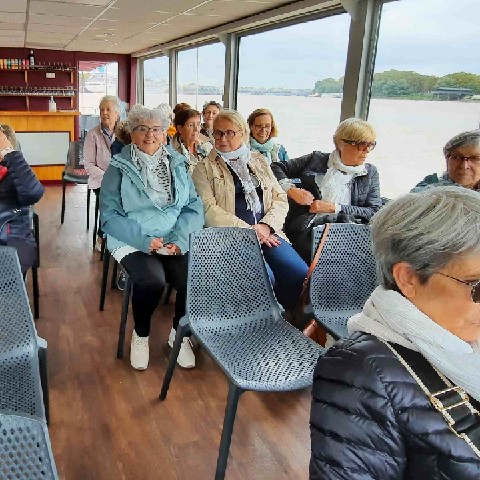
[253,223,272,244]
[287,187,314,206]
[149,237,164,253]
[0,131,13,161]
[309,200,336,214]
[262,234,281,248]
[165,243,181,255]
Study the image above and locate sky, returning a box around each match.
[143,0,480,90]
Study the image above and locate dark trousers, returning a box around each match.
[93,188,103,238]
[121,251,188,337]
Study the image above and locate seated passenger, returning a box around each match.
[310,186,480,479]
[84,95,121,251]
[192,110,308,310]
[412,129,480,192]
[170,108,212,173]
[200,101,221,143]
[110,120,131,156]
[247,108,289,163]
[271,118,382,262]
[100,105,204,370]
[157,103,174,143]
[0,124,44,274]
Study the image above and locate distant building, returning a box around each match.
[431,87,474,100]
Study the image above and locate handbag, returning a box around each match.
[0,208,22,244]
[383,340,480,458]
[290,223,331,346]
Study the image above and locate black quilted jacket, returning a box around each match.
[310,331,480,479]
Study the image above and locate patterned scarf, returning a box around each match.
[217,144,262,216]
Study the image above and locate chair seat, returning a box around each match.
[193,316,322,391]
[311,310,352,339]
[63,173,88,184]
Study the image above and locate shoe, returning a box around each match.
[168,327,195,369]
[130,331,149,370]
[117,271,126,291]
[95,236,103,252]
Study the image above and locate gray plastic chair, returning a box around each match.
[309,224,378,339]
[160,227,323,480]
[0,246,48,422]
[0,411,58,479]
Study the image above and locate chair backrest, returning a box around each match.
[186,227,283,329]
[310,224,378,338]
[0,411,58,479]
[65,140,87,177]
[0,247,45,417]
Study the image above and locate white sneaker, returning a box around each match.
[168,327,195,369]
[130,331,149,370]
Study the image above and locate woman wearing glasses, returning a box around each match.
[100,105,204,371]
[192,109,308,311]
[247,108,289,164]
[310,186,480,479]
[271,117,382,262]
[412,130,480,192]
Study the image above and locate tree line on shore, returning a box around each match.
[313,70,480,98]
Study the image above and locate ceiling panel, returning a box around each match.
[0,0,27,12]
[29,1,103,17]
[0,30,25,37]
[28,23,81,33]
[0,23,25,31]
[42,0,112,4]
[0,39,24,47]
[0,12,26,23]
[29,13,92,27]
[98,8,173,23]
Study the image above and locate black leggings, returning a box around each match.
[120,251,188,337]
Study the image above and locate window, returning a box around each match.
[78,61,118,114]
[177,43,225,111]
[143,55,169,109]
[367,0,480,198]
[237,14,350,158]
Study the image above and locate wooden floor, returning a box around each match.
[31,185,312,480]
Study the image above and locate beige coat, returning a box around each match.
[192,149,288,238]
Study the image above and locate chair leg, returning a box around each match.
[38,346,49,425]
[163,283,174,305]
[100,236,106,261]
[116,275,132,359]
[32,267,40,319]
[60,180,67,224]
[159,318,191,400]
[215,383,243,480]
[86,187,91,230]
[92,192,99,250]
[111,260,118,289]
[99,249,111,311]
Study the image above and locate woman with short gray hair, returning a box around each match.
[100,104,204,371]
[412,129,480,192]
[309,186,480,479]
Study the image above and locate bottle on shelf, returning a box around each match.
[48,96,57,112]
[29,49,35,67]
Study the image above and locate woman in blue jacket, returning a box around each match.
[100,105,204,371]
[0,124,44,274]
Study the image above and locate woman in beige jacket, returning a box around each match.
[192,109,308,309]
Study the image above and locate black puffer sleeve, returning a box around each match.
[2,150,44,206]
[309,333,406,480]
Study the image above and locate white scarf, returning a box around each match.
[131,144,171,206]
[348,286,480,402]
[319,150,367,204]
[217,144,262,216]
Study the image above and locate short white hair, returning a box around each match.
[126,104,170,133]
[157,103,173,123]
[371,186,480,290]
[99,95,121,114]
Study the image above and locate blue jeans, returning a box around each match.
[262,236,308,310]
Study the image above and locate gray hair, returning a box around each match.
[99,95,121,114]
[157,103,173,123]
[371,186,480,290]
[443,129,480,159]
[126,104,170,133]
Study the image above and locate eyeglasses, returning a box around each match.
[134,125,164,135]
[213,129,241,140]
[342,139,376,152]
[448,154,480,164]
[253,124,271,131]
[436,271,480,303]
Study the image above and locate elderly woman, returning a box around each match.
[192,110,308,310]
[310,186,480,479]
[271,117,382,262]
[413,129,480,192]
[100,105,204,370]
[247,108,288,163]
[84,95,121,251]
[170,108,212,173]
[0,125,44,274]
[200,101,221,142]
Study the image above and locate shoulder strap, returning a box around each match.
[383,341,480,458]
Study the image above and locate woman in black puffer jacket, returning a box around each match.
[310,186,480,479]
[0,124,44,273]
